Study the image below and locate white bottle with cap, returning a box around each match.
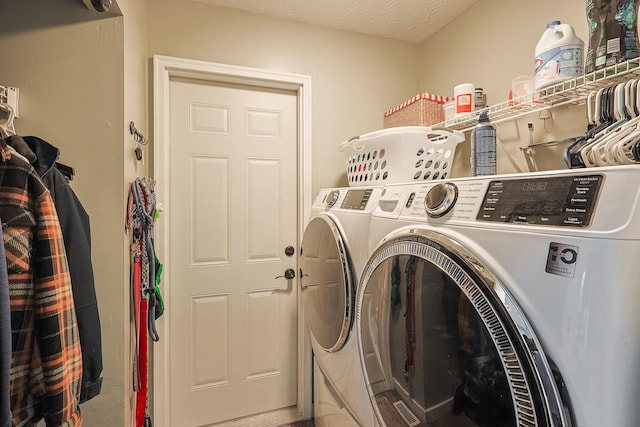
[534,20,584,90]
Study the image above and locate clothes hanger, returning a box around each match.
[595,82,640,167]
[610,117,640,164]
[579,84,633,167]
[563,89,600,168]
[0,103,15,136]
[612,130,640,164]
[601,80,640,165]
[635,77,640,116]
[598,79,640,165]
[625,79,637,118]
[581,85,622,166]
[0,105,76,179]
[565,87,613,168]
[586,82,631,166]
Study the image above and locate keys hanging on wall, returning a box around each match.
[129,121,149,164]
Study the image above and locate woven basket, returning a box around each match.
[384,93,451,128]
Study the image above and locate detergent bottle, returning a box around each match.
[535,20,585,90]
[586,0,639,73]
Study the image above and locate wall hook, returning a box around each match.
[129,121,149,145]
[539,109,553,133]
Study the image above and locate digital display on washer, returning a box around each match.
[341,189,373,210]
[477,174,603,226]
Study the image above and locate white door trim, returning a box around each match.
[152,54,313,427]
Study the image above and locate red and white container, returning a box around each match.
[454,83,474,117]
[383,93,451,128]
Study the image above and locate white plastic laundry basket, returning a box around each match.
[339,126,465,186]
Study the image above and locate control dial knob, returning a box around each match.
[326,190,340,208]
[425,183,458,218]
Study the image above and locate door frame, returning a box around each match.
[152,54,313,427]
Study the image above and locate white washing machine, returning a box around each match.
[301,187,382,426]
[356,166,640,427]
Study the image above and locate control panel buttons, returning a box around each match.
[405,192,416,209]
[477,175,602,227]
[341,189,373,210]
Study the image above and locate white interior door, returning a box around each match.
[167,75,299,426]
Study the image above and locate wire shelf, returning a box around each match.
[436,57,640,132]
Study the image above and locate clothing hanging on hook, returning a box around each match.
[0,225,9,427]
[3,134,103,403]
[0,136,83,426]
[126,177,164,427]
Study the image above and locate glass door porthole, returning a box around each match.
[356,229,570,427]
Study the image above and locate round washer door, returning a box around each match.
[300,215,353,352]
[356,229,570,427]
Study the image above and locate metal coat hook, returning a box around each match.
[129,121,149,145]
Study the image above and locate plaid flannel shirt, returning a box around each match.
[0,139,83,426]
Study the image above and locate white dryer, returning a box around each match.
[301,187,382,427]
[357,166,640,427]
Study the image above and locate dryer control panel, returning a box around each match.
[340,188,373,210]
[477,174,603,227]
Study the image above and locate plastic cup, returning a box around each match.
[511,76,535,107]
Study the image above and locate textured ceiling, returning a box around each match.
[191,0,477,44]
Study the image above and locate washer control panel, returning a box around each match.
[393,173,604,228]
[478,175,603,227]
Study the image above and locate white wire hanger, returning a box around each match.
[0,103,15,137]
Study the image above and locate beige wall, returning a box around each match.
[147,0,595,184]
[0,0,604,425]
[119,0,149,424]
[0,1,425,425]
[147,0,423,193]
[0,2,127,426]
[420,0,588,103]
[421,0,590,177]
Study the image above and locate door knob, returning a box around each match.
[275,268,296,280]
[285,246,295,257]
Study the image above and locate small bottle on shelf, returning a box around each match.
[471,111,496,176]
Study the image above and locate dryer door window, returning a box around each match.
[357,230,570,427]
[300,216,353,352]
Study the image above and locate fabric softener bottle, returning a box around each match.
[471,111,496,176]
